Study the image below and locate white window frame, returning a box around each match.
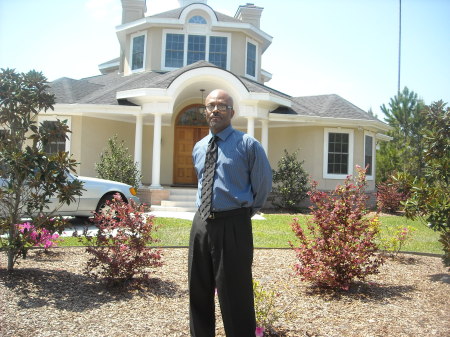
[323,128,354,179]
[130,31,147,73]
[364,131,375,180]
[161,29,230,71]
[37,116,72,154]
[245,37,258,80]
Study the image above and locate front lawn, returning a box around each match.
[59,214,443,254]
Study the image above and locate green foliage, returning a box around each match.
[0,68,83,271]
[378,224,416,256]
[377,87,426,182]
[253,279,282,335]
[402,100,450,266]
[95,135,142,189]
[290,167,384,290]
[270,149,309,213]
[83,194,162,285]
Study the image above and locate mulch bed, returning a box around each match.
[1,247,449,336]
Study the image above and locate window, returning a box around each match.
[41,121,67,154]
[187,35,206,65]
[246,42,256,77]
[189,15,207,24]
[364,133,374,178]
[163,30,230,70]
[165,33,184,68]
[209,36,227,69]
[323,128,354,179]
[131,34,145,71]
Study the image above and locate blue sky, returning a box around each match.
[1,0,449,118]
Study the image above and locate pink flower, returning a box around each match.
[255,326,265,337]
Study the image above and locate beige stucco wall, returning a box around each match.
[268,126,376,192]
[68,115,375,191]
[71,117,136,178]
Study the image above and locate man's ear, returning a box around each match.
[230,109,235,119]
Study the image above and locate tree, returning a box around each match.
[377,87,426,182]
[0,68,83,271]
[403,100,450,266]
[95,135,142,189]
[270,149,309,213]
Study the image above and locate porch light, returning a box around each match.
[198,89,206,115]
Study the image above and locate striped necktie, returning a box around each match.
[199,136,218,221]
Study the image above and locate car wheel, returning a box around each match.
[96,193,116,216]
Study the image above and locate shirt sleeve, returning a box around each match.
[249,140,272,215]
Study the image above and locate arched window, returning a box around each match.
[188,15,207,24]
[176,106,208,126]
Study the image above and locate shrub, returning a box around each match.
[253,279,282,336]
[290,166,384,290]
[270,149,309,213]
[376,173,411,213]
[378,225,416,256]
[95,135,142,189]
[15,221,62,258]
[84,194,162,285]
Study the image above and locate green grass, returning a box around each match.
[59,214,443,254]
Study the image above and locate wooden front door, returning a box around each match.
[173,105,209,185]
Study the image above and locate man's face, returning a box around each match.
[204,90,235,134]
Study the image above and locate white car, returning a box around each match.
[47,174,140,217]
[1,173,140,219]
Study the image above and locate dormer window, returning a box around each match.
[189,15,207,24]
[131,33,146,71]
[163,30,230,70]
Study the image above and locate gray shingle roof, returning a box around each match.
[48,62,378,122]
[291,95,379,121]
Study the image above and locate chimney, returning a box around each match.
[178,0,207,7]
[121,0,147,24]
[235,3,264,29]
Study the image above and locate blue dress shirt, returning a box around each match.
[192,125,272,214]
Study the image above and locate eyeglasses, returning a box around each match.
[205,104,233,112]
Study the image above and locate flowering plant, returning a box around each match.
[16,221,61,254]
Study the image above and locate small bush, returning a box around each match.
[270,149,309,213]
[253,279,282,336]
[95,135,142,189]
[376,174,411,213]
[378,225,416,256]
[84,194,162,285]
[290,166,384,290]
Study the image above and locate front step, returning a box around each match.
[151,187,197,212]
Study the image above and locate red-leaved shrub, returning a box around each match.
[376,175,411,213]
[84,194,162,285]
[290,166,384,290]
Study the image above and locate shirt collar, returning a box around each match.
[210,125,233,142]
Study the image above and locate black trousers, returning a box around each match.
[188,209,256,337]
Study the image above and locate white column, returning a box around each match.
[247,116,255,137]
[151,113,162,189]
[261,119,269,155]
[134,115,143,178]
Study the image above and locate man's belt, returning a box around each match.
[208,207,250,219]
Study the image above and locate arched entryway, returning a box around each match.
[173,104,209,185]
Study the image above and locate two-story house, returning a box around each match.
[47,0,390,209]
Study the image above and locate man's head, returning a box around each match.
[204,89,235,134]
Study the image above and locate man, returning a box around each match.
[189,89,272,337]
